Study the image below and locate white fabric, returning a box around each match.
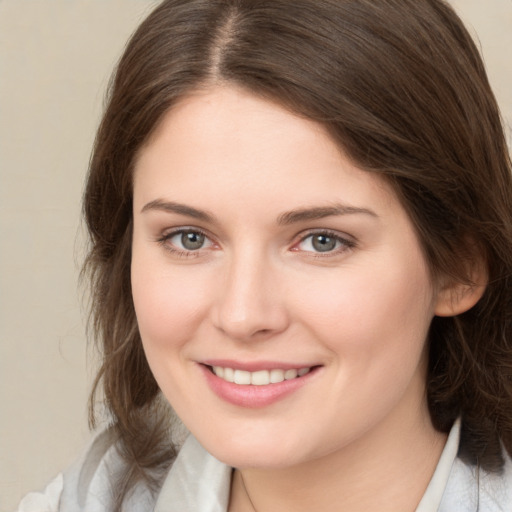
[17,474,63,512]
[415,418,460,511]
[16,419,512,511]
[154,435,232,512]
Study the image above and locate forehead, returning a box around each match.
[133,85,398,219]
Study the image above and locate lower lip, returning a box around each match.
[199,364,319,408]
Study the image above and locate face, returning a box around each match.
[131,86,442,469]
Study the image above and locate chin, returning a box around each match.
[193,425,309,469]
[211,446,303,470]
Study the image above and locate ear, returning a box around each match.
[434,254,488,317]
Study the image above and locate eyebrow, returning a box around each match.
[141,199,377,224]
[277,204,378,225]
[141,199,214,222]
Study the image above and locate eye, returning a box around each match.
[174,231,207,250]
[294,231,355,254]
[158,228,214,255]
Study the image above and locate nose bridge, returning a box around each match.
[213,243,287,340]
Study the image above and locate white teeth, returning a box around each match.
[224,367,235,382]
[284,369,298,380]
[270,369,285,383]
[234,370,251,385]
[213,366,224,378]
[251,370,270,386]
[212,366,312,385]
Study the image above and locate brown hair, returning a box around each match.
[83,0,512,506]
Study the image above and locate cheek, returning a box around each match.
[297,258,434,432]
[130,251,212,352]
[297,257,435,361]
[130,248,216,412]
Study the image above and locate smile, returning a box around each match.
[201,363,320,407]
[211,366,312,385]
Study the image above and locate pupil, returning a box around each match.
[312,235,336,252]
[181,232,205,250]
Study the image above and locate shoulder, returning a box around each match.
[16,428,160,512]
[478,450,512,510]
[440,448,512,512]
[16,473,64,512]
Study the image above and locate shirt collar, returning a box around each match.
[154,435,232,512]
[415,417,461,511]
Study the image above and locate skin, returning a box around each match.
[131,85,478,511]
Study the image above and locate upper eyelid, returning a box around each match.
[159,226,213,240]
[295,228,356,243]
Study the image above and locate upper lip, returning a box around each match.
[201,359,320,372]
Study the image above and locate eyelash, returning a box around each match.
[157,228,213,258]
[293,230,356,257]
[156,228,356,258]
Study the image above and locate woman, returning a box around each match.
[18,0,512,510]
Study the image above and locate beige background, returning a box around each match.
[0,1,510,510]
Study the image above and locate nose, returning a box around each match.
[211,249,289,341]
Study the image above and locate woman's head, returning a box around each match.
[84,0,512,481]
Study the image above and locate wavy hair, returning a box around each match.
[83,0,512,508]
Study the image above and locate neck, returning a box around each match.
[229,406,447,512]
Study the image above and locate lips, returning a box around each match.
[200,362,321,408]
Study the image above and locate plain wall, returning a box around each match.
[0,2,160,510]
[0,1,510,510]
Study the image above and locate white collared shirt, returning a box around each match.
[17,419,512,512]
